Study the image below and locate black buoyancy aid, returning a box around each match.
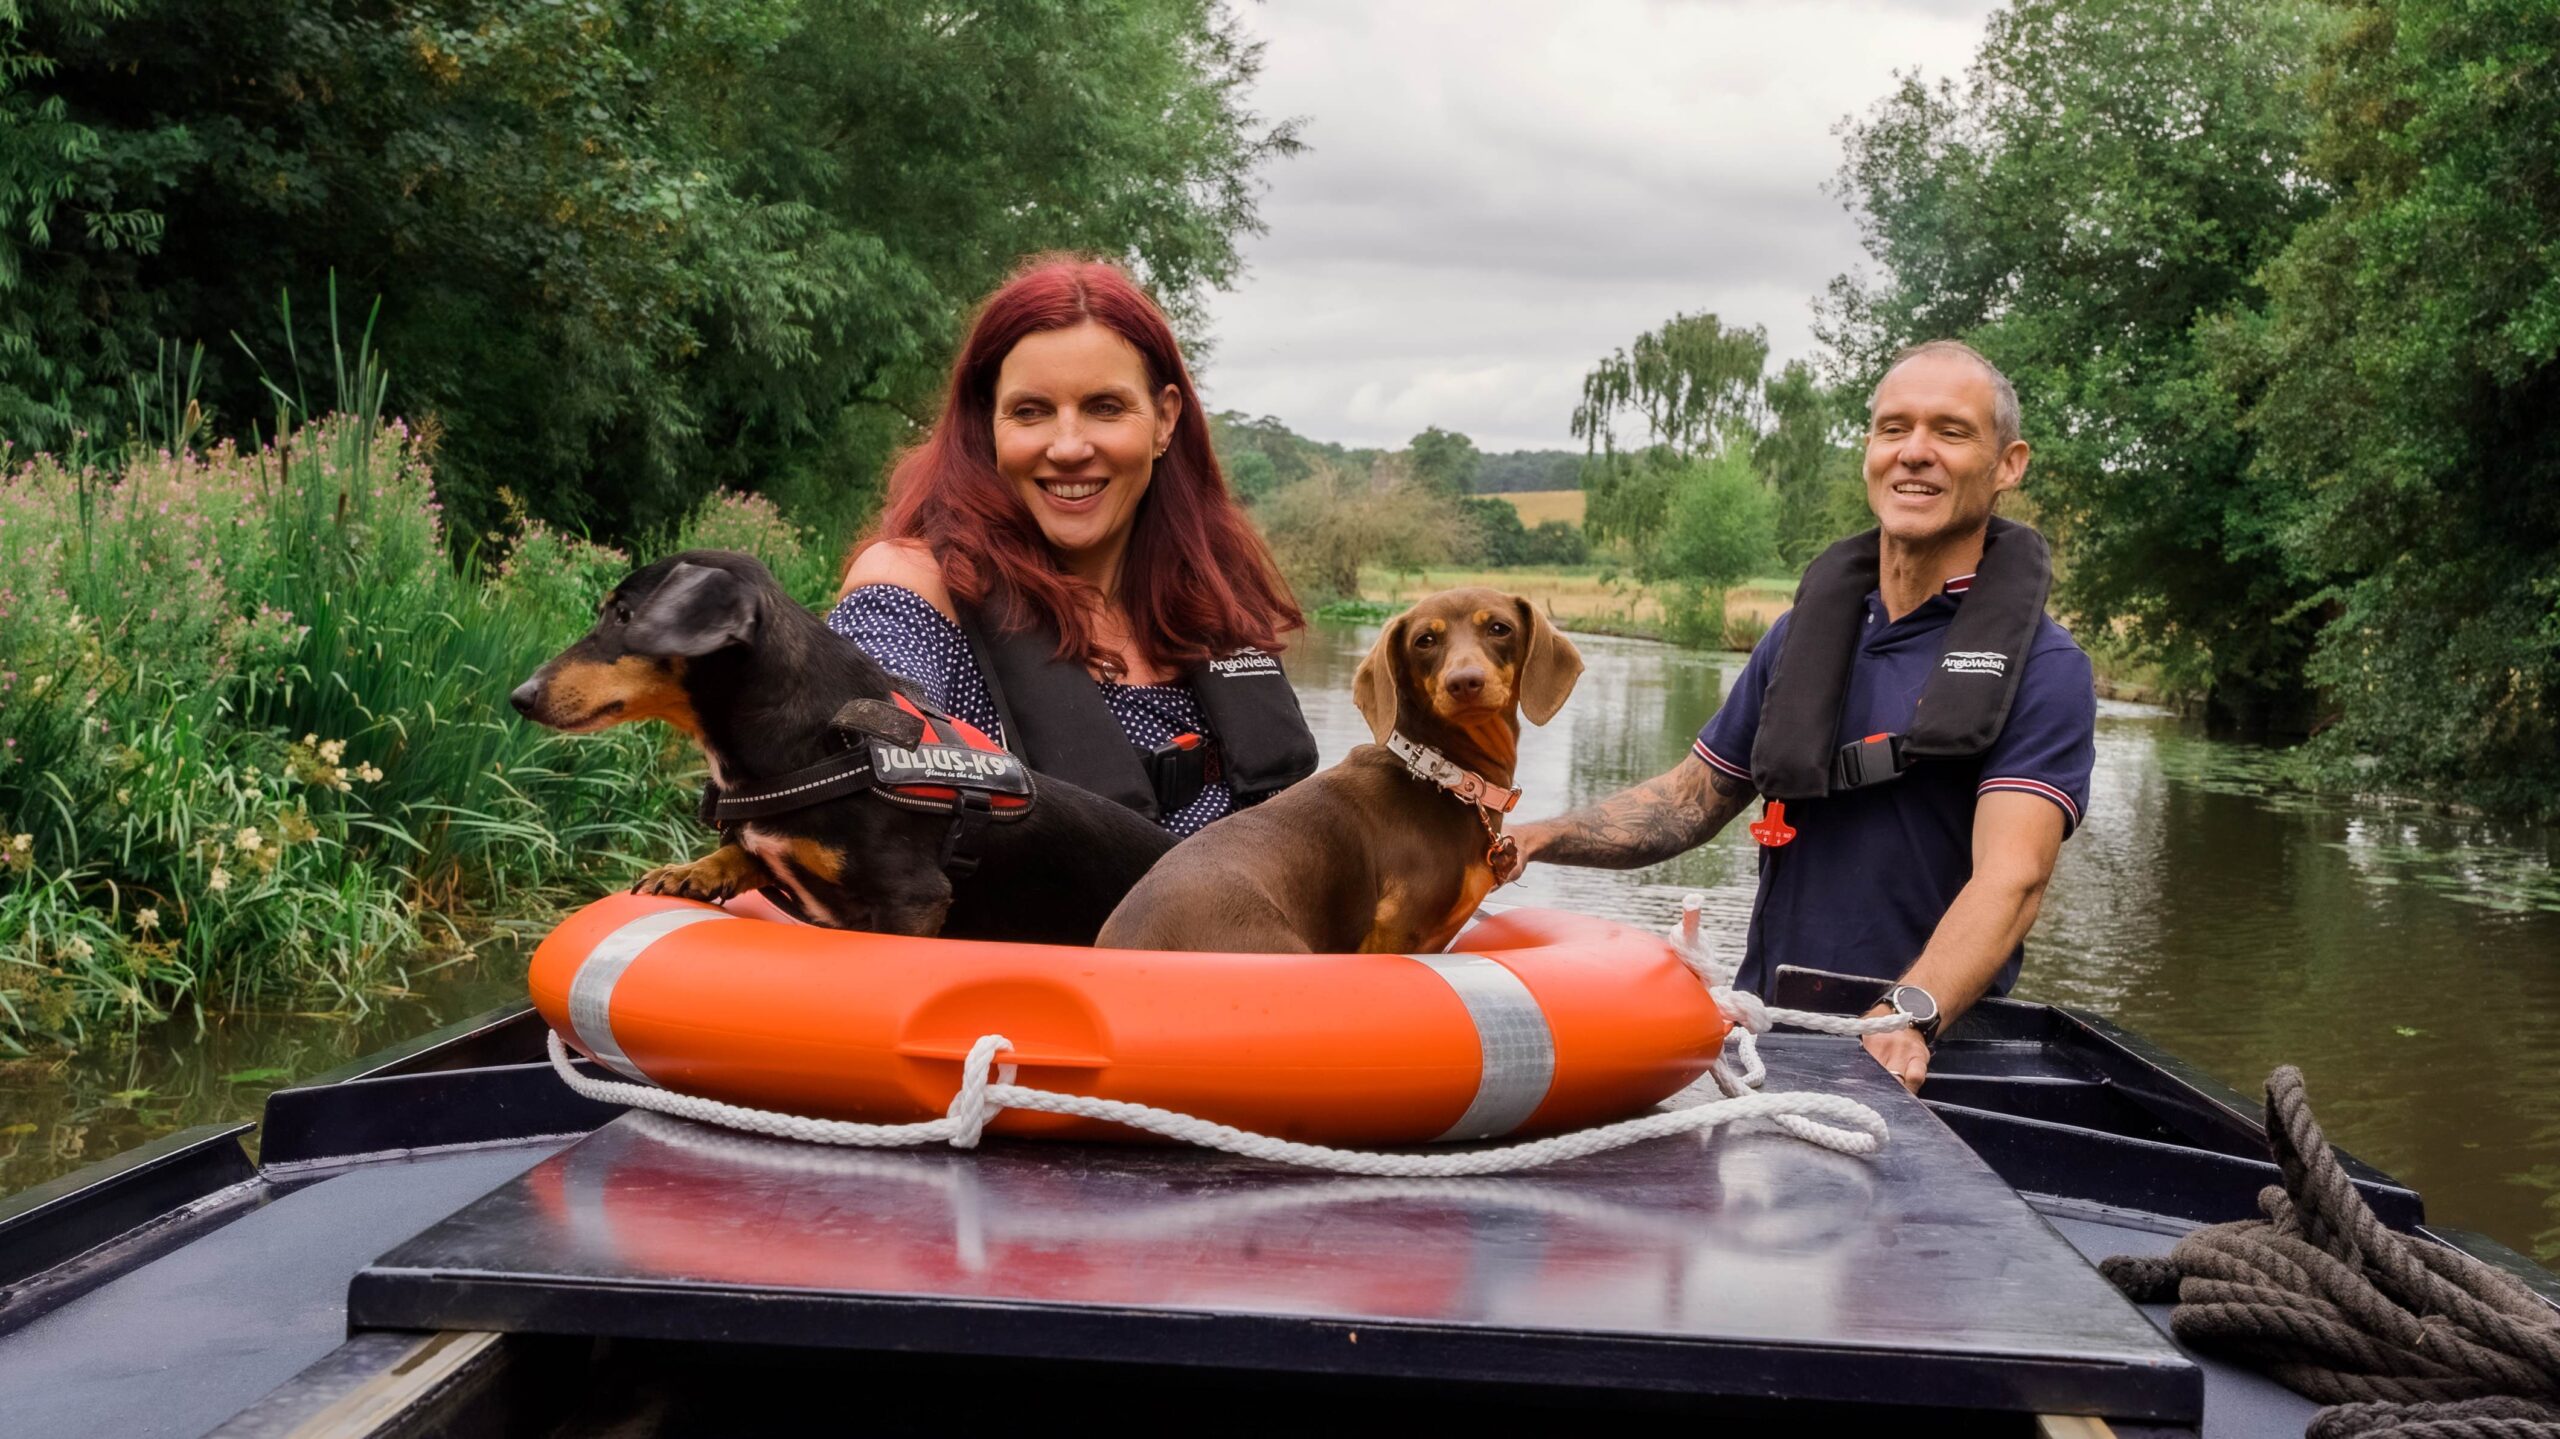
[1751,516,2051,801]
[956,590,1319,821]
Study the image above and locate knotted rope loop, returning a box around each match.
[1663,892,1911,1115]
[943,1034,1016,1149]
[2101,1066,2560,1439]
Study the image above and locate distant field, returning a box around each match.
[1494,489,1584,527]
[1355,564,1796,648]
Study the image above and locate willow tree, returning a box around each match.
[1571,312,1769,568]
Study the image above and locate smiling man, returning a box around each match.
[1504,341,2096,1092]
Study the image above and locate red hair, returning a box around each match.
[861,254,1301,671]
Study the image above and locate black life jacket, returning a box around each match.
[1751,516,2051,801]
[956,588,1319,822]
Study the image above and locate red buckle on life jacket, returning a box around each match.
[1750,800,1797,848]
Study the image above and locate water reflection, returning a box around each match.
[1285,620,2560,1264]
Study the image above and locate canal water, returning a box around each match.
[5,620,2556,1268]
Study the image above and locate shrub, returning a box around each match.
[0,408,828,1051]
[1256,462,1468,603]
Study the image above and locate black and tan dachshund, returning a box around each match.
[510,550,1173,945]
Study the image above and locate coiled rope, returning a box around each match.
[2101,1066,2560,1439]
[542,894,1906,1176]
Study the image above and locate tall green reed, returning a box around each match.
[0,290,831,1054]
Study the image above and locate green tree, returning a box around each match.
[1658,451,1778,648]
[1408,425,1482,497]
[1,0,1296,541]
[1573,311,1769,566]
[2216,0,2560,814]
[1458,495,1529,565]
[1520,519,1589,567]
[1823,0,2328,730]
[1755,360,1865,566]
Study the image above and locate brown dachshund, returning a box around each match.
[1097,588,1582,954]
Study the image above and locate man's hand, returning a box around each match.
[1862,1007,1931,1093]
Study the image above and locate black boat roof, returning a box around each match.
[2,979,2551,1438]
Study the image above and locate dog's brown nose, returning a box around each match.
[509,678,542,716]
[1444,667,1488,701]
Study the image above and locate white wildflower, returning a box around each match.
[235,826,262,852]
[134,908,160,933]
[355,762,383,783]
[208,866,232,894]
[62,936,93,960]
[7,832,28,853]
[318,738,347,765]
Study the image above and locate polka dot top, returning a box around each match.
[825,584,1237,837]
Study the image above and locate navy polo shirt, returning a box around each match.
[1694,575,2097,998]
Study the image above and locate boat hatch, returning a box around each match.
[349,1035,2203,1427]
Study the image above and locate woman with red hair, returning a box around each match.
[828,255,1317,835]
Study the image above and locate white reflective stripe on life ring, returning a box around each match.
[1408,952,1557,1141]
[567,908,737,1083]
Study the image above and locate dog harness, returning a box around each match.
[1385,730,1522,872]
[699,693,1033,878]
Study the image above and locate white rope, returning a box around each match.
[1669,893,1910,1041]
[1674,891,1910,1142]
[547,1031,1887,1175]
[544,893,1904,1175]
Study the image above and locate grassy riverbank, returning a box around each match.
[1359,565,1793,650]
[1356,563,2169,705]
[0,401,834,1054]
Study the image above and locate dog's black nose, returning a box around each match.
[509,678,541,717]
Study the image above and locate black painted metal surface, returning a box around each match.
[0,1141,566,1439]
[259,1057,626,1169]
[352,1035,2202,1423]
[0,1121,254,1290]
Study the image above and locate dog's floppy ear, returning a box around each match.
[830,697,927,750]
[625,561,757,657]
[1351,615,1407,743]
[1513,595,1583,726]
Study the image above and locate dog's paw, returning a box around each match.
[631,847,767,905]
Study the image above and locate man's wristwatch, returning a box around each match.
[1886,983,1943,1046]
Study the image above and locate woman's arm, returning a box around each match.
[841,538,958,622]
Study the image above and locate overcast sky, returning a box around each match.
[1195,0,2002,454]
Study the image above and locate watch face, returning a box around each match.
[1893,985,1938,1024]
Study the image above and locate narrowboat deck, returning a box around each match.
[2,979,2550,1437]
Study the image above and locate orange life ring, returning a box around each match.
[530,892,1730,1147]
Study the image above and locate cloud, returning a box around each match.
[1196,0,1999,452]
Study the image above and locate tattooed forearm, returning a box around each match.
[1523,758,1754,870]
